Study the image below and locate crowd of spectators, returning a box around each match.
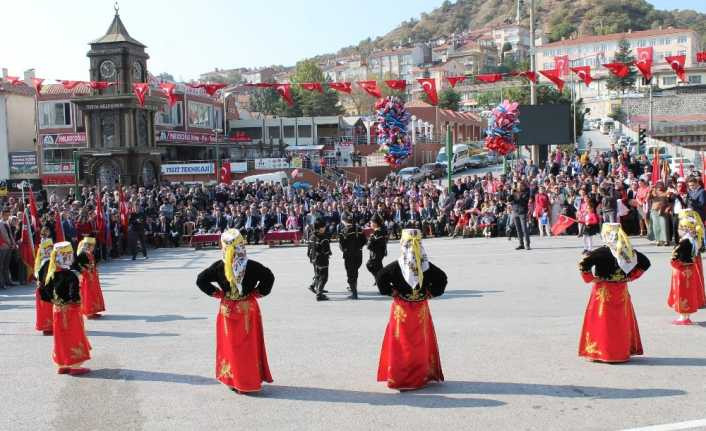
[1,142,704,288]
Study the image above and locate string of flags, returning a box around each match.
[2,49,704,109]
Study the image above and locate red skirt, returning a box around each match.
[215,296,272,392]
[694,256,705,308]
[578,281,643,363]
[52,304,91,367]
[35,288,53,332]
[377,297,444,390]
[668,261,701,314]
[79,270,105,316]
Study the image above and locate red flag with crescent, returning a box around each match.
[88,81,114,91]
[475,74,503,83]
[570,66,592,86]
[358,81,382,98]
[158,82,178,107]
[275,83,294,106]
[554,55,569,77]
[447,76,466,88]
[539,69,565,92]
[59,80,83,90]
[300,82,324,93]
[665,55,687,83]
[202,83,226,96]
[220,160,232,184]
[31,78,44,94]
[328,82,352,94]
[132,83,149,106]
[634,47,654,81]
[512,71,537,83]
[697,51,706,63]
[417,78,438,105]
[603,63,631,78]
[384,80,407,91]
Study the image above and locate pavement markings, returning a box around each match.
[621,419,706,431]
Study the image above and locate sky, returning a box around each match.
[1,0,704,82]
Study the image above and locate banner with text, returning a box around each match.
[255,158,290,170]
[9,152,38,175]
[161,163,215,175]
[157,130,217,144]
[41,133,87,148]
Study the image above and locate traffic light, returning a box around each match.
[638,126,647,155]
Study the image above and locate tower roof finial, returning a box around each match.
[114,1,119,14]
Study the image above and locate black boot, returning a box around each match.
[348,281,358,300]
[316,293,329,301]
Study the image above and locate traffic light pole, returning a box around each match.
[446,127,453,196]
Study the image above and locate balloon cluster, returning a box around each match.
[484,100,521,156]
[376,96,412,167]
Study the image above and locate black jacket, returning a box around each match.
[339,224,366,257]
[672,238,695,263]
[308,231,331,266]
[40,269,80,305]
[367,228,388,260]
[376,261,447,301]
[509,190,530,216]
[196,259,274,299]
[579,245,651,281]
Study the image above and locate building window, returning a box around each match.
[688,75,702,84]
[187,101,214,129]
[268,126,280,139]
[283,126,295,138]
[678,49,687,56]
[297,125,312,138]
[156,102,183,126]
[677,36,688,44]
[664,38,671,45]
[663,76,677,86]
[39,101,72,128]
[649,39,656,46]
[637,39,647,47]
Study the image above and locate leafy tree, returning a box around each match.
[249,88,282,116]
[605,38,637,93]
[287,59,342,117]
[438,88,461,111]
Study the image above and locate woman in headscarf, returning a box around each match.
[34,237,54,335]
[40,241,92,375]
[578,223,651,363]
[375,229,448,390]
[74,237,105,319]
[196,228,275,393]
[668,209,703,325]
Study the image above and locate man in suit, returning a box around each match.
[213,208,228,233]
[261,207,275,234]
[242,208,261,244]
[390,203,407,239]
[272,206,287,229]
[420,204,437,237]
[156,215,170,247]
[0,209,16,288]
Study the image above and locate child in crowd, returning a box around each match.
[582,201,600,254]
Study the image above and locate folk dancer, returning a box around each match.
[307,218,331,301]
[365,214,388,283]
[339,212,366,299]
[196,229,274,393]
[668,210,704,324]
[376,229,447,390]
[34,238,54,335]
[578,223,651,363]
[40,242,92,375]
[74,237,105,319]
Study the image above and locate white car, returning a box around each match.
[398,167,420,181]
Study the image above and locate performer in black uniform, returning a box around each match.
[307,218,331,301]
[365,214,388,283]
[339,212,366,299]
[196,229,275,393]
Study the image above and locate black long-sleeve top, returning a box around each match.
[339,224,366,257]
[308,232,331,266]
[40,269,81,305]
[196,259,274,300]
[72,252,93,273]
[672,238,695,263]
[578,245,651,282]
[376,261,447,301]
[367,228,388,261]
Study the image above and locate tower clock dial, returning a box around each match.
[132,62,143,82]
[100,60,116,79]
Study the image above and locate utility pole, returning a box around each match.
[529,0,541,165]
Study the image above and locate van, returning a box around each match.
[436,144,471,173]
[242,171,289,186]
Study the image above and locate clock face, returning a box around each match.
[132,62,143,82]
[100,60,116,79]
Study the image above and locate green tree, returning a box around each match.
[438,88,461,111]
[249,88,282,116]
[605,38,637,93]
[286,59,342,117]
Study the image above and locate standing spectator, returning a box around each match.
[128,210,148,260]
[509,183,531,250]
[0,209,17,288]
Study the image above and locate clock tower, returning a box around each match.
[73,5,161,188]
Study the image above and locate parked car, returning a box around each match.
[486,153,500,165]
[398,167,421,182]
[669,157,695,174]
[468,154,488,168]
[420,162,446,179]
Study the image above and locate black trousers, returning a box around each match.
[513,215,530,247]
[366,257,383,278]
[343,253,362,285]
[312,265,329,294]
[244,227,261,244]
[129,231,147,258]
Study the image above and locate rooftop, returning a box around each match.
[541,27,696,48]
[91,11,146,47]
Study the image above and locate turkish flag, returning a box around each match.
[554,55,569,77]
[275,83,294,106]
[4,76,23,85]
[132,83,149,106]
[88,81,114,91]
[328,82,352,94]
[570,66,592,86]
[357,80,382,98]
[31,78,44,94]
[634,48,653,82]
[118,188,130,235]
[95,192,106,245]
[159,82,178,107]
[512,71,537,83]
[54,211,65,243]
[679,159,685,178]
[27,190,40,244]
[417,78,438,105]
[220,160,232,184]
[475,73,503,83]
[446,76,466,88]
[203,83,226,96]
[384,80,407,91]
[19,210,35,283]
[697,51,706,63]
[665,55,687,83]
[551,214,576,236]
[539,69,565,92]
[603,63,631,78]
[59,80,83,90]
[651,147,661,185]
[300,82,324,93]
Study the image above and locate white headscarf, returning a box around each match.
[601,223,637,275]
[397,229,429,289]
[221,229,248,296]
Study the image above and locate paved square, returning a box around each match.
[2,236,705,431]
